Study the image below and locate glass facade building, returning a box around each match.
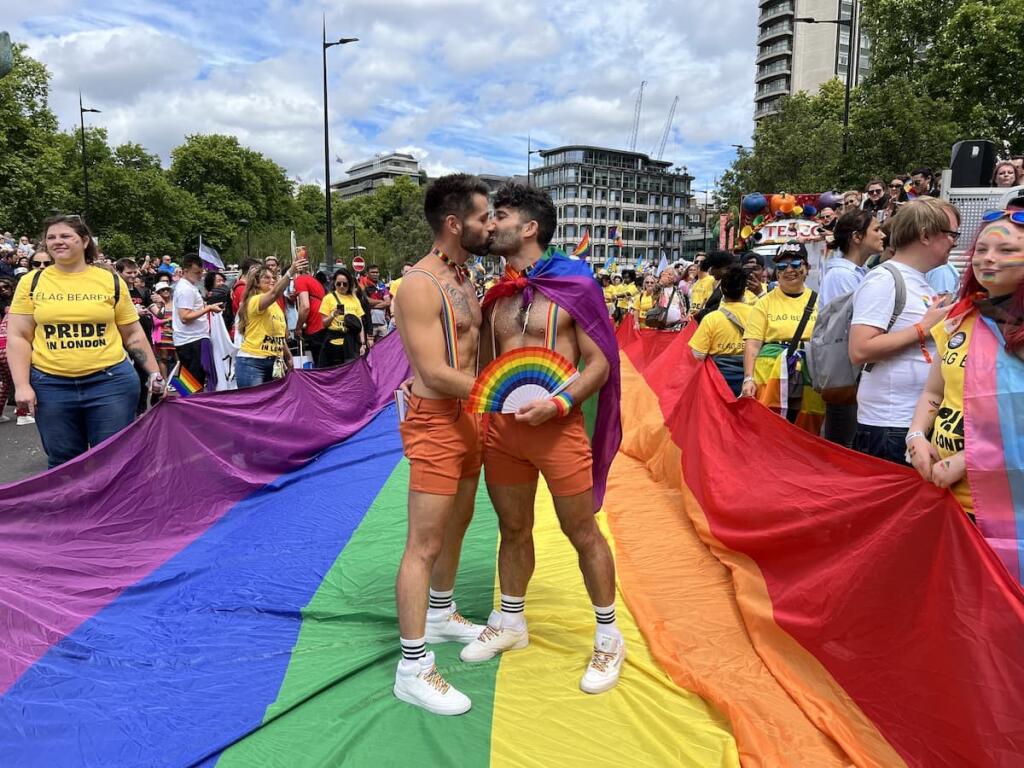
[530,145,702,265]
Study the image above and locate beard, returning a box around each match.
[460,226,492,256]
[487,227,522,256]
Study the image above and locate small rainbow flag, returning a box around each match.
[572,229,591,259]
[169,363,202,397]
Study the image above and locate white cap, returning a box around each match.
[153,281,171,292]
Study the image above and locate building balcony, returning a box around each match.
[754,100,783,120]
[755,60,792,82]
[757,1,794,26]
[757,22,793,45]
[755,78,790,99]
[755,41,792,64]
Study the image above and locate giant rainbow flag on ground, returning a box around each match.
[1,328,1022,766]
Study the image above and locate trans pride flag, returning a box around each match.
[1,324,1022,766]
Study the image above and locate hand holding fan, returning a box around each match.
[467,346,580,414]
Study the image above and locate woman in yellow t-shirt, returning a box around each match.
[631,274,658,328]
[318,267,367,367]
[908,210,1024,521]
[740,241,824,434]
[689,267,752,397]
[236,256,305,388]
[6,215,162,467]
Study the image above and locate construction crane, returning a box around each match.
[628,80,646,152]
[653,95,679,160]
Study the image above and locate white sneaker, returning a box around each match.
[16,415,34,426]
[0,413,10,423]
[393,651,471,716]
[425,602,484,644]
[580,632,626,694]
[459,610,529,662]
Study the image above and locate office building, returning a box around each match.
[755,0,871,121]
[530,145,700,266]
[333,152,423,199]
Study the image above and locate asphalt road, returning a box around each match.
[0,417,48,485]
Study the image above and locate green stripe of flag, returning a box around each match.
[217,460,500,766]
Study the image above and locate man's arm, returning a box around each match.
[393,275,475,399]
[295,290,310,332]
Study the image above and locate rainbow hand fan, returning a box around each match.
[467,346,580,414]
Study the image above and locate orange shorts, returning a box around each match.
[483,411,593,497]
[399,395,482,496]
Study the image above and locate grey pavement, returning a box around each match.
[0,416,48,485]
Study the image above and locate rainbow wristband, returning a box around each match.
[551,391,574,417]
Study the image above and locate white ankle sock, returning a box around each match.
[500,593,526,629]
[594,603,621,639]
[426,587,454,618]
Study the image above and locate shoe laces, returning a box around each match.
[589,647,617,673]
[448,610,475,627]
[475,624,501,643]
[420,665,450,694]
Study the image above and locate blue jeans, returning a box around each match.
[853,423,909,465]
[235,356,276,389]
[30,358,139,468]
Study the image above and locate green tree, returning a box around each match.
[0,44,67,235]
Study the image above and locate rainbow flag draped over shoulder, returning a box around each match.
[482,247,621,509]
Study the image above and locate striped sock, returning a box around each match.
[594,603,619,636]
[500,594,526,629]
[400,636,426,662]
[428,587,454,615]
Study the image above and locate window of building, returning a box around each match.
[595,226,606,238]
[609,207,621,220]
[635,211,648,224]
[661,213,671,225]
[662,195,670,207]
[565,224,577,239]
[637,193,648,206]
[580,205,592,218]
[623,191,635,204]
[594,244,605,260]
[623,209,635,223]
[674,196,683,208]
[565,205,577,218]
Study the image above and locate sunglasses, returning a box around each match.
[774,259,806,271]
[30,260,51,267]
[981,210,1024,226]
[868,188,883,195]
[335,281,349,287]
[888,183,903,189]
[941,230,961,241]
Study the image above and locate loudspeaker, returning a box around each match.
[950,140,997,187]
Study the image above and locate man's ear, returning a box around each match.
[522,220,539,240]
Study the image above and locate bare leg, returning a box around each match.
[487,481,538,597]
[396,490,455,639]
[552,489,615,606]
[429,475,479,592]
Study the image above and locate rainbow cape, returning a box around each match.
[1,323,1022,766]
[964,312,1024,583]
[482,247,621,509]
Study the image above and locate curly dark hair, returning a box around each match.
[423,173,491,234]
[719,266,748,302]
[493,183,557,248]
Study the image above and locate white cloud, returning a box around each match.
[14,0,757,190]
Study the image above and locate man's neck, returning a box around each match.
[891,246,936,274]
[507,243,544,273]
[434,239,468,266]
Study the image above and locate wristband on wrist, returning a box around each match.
[913,323,933,364]
[742,375,755,383]
[551,391,574,417]
[905,430,927,445]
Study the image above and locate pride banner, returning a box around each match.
[1,325,1021,765]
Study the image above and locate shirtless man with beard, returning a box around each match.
[460,183,626,695]
[391,174,494,715]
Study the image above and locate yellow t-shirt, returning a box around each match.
[930,313,976,513]
[632,292,656,326]
[690,301,753,357]
[614,283,636,310]
[10,265,138,377]
[743,289,760,306]
[320,292,365,346]
[743,287,818,344]
[240,294,287,358]
[689,274,716,311]
[389,277,403,297]
[602,284,615,310]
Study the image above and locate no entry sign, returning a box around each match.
[352,255,365,273]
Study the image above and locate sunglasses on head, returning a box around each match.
[981,209,1024,226]
[774,258,806,271]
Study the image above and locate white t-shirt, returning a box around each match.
[851,261,938,427]
[172,278,209,345]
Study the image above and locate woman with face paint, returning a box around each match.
[908,209,1024,576]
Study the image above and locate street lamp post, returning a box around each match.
[238,218,251,260]
[78,92,101,226]
[527,135,543,186]
[795,0,857,154]
[321,16,358,268]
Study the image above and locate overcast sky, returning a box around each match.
[6,0,756,191]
